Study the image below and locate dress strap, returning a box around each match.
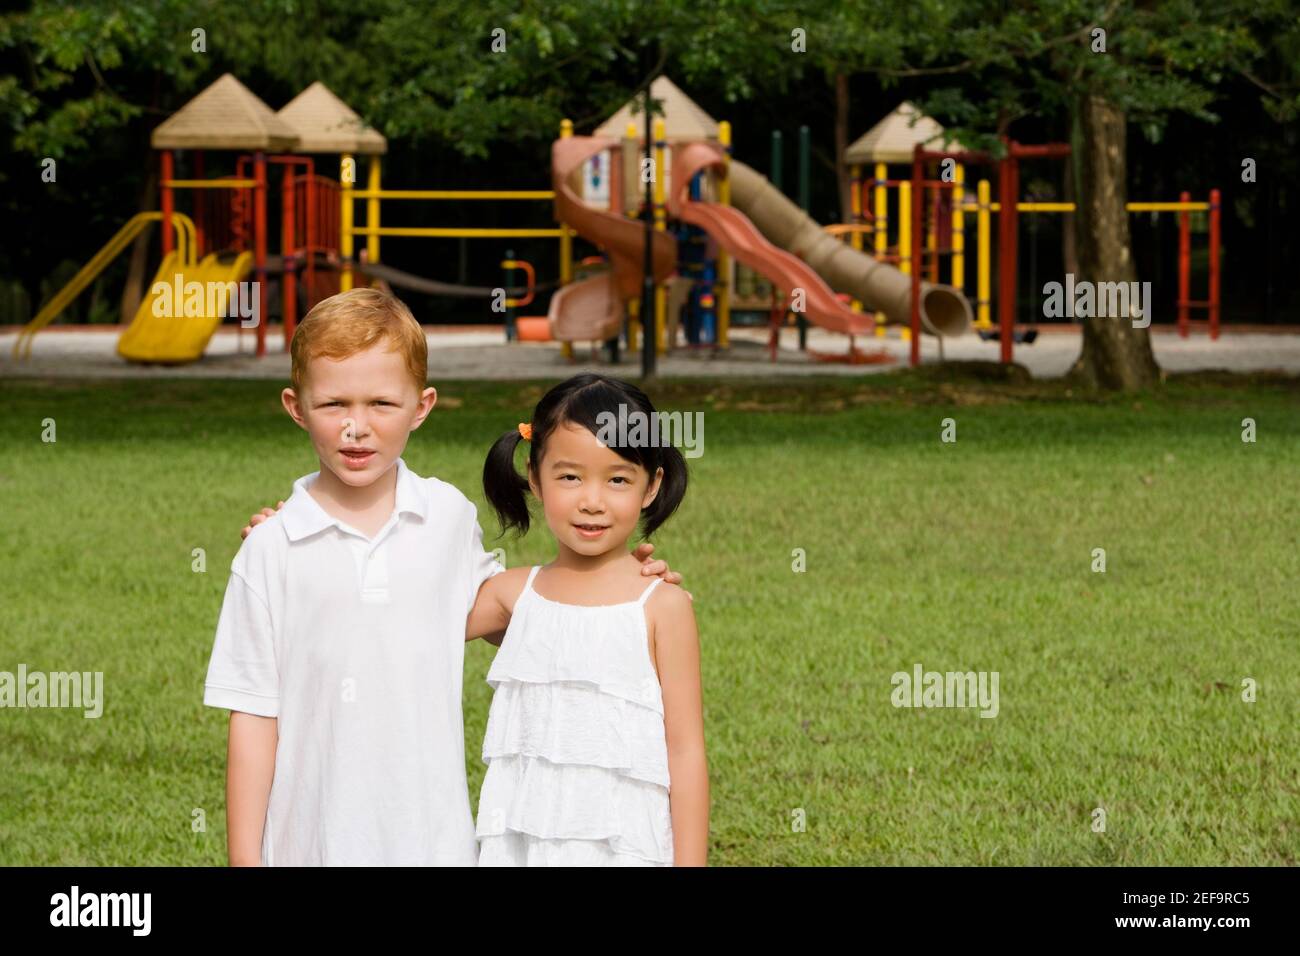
[636,577,663,607]
[523,565,542,593]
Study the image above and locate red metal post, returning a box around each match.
[160,151,175,257]
[1209,188,1221,340]
[910,146,923,367]
[282,167,297,345]
[1177,190,1191,338]
[254,152,268,357]
[997,141,1019,365]
[305,173,317,310]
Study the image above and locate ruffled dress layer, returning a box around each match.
[476,566,672,866]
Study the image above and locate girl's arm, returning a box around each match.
[651,586,709,866]
[466,573,510,645]
[227,711,277,866]
[466,568,533,645]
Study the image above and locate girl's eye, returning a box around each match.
[560,474,579,482]
[610,477,629,485]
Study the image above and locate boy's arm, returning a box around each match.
[205,564,281,865]
[226,712,277,866]
[652,586,709,866]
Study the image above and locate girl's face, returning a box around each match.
[528,421,663,557]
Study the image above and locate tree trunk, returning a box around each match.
[121,73,164,323]
[1066,94,1160,391]
[119,169,157,323]
[834,72,851,222]
[1062,119,1078,276]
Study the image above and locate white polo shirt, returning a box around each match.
[203,458,504,866]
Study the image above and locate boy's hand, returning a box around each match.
[240,501,285,540]
[633,542,692,601]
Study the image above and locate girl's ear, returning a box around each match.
[526,461,541,500]
[641,466,664,510]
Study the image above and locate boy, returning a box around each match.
[204,289,678,866]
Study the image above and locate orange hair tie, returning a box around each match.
[517,422,533,441]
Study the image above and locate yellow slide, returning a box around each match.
[117,251,253,363]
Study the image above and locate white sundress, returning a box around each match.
[475,565,673,866]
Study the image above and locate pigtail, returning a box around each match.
[482,430,532,536]
[640,444,688,539]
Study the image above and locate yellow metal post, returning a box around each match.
[977,178,991,329]
[367,156,381,265]
[898,179,911,342]
[925,179,936,285]
[559,119,574,359]
[653,117,667,355]
[873,163,888,337]
[340,153,354,292]
[952,163,964,289]
[717,120,732,348]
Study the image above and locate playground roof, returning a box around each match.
[277,82,388,155]
[151,73,299,151]
[594,76,719,142]
[844,102,964,165]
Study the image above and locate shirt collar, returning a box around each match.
[280,458,427,542]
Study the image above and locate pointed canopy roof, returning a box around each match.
[277,81,387,155]
[844,101,964,165]
[594,76,719,142]
[151,73,298,151]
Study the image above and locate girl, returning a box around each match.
[467,373,708,866]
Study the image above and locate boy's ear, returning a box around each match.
[409,386,437,430]
[282,388,308,429]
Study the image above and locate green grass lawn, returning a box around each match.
[1,370,1297,865]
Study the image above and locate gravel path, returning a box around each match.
[3,324,1298,381]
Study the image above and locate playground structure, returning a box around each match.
[14,77,1220,371]
[13,75,352,362]
[842,102,1222,365]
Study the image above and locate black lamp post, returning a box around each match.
[641,86,656,379]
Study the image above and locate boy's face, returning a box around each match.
[281,342,436,488]
[528,422,663,557]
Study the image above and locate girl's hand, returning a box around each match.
[632,542,691,601]
[241,502,285,540]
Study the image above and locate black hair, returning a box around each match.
[483,373,689,539]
